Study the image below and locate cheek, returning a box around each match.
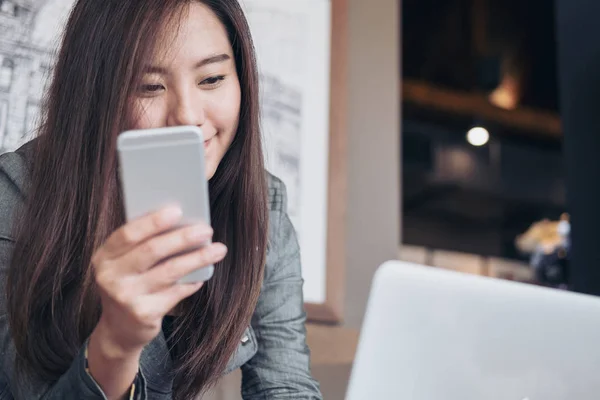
[211,80,241,136]
[128,98,165,129]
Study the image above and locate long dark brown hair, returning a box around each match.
[6,1,267,398]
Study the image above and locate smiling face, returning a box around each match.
[128,2,241,179]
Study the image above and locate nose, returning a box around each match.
[167,90,205,127]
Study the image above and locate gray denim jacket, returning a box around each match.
[0,142,322,399]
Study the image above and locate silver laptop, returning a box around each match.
[346,260,600,400]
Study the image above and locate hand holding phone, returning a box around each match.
[87,206,227,391]
[92,206,225,350]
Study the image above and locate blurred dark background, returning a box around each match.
[401,0,564,262]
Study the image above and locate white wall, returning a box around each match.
[344,0,401,329]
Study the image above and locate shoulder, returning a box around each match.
[263,172,300,278]
[0,140,34,195]
[266,172,287,213]
[0,141,34,240]
[265,172,297,253]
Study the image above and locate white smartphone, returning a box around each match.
[117,125,214,283]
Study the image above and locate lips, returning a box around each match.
[204,136,213,149]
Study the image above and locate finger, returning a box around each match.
[142,243,227,292]
[144,281,205,316]
[99,205,184,261]
[116,223,214,274]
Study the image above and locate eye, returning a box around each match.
[200,75,226,88]
[140,84,165,93]
[136,82,165,97]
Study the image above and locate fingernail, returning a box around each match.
[190,224,212,240]
[213,243,227,257]
[161,205,182,224]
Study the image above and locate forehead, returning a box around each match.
[151,2,232,64]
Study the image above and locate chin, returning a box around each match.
[205,164,217,180]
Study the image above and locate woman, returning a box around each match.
[0,0,322,399]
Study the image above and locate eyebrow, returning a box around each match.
[144,53,231,74]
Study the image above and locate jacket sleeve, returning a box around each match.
[0,151,146,400]
[240,177,322,400]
